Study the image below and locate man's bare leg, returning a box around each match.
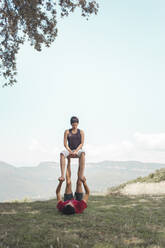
[59,153,66,181]
[78,152,85,181]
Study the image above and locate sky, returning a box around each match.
[1,0,165,166]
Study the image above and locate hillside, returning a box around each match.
[0,194,165,248]
[109,168,165,195]
[0,160,165,202]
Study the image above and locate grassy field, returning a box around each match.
[0,194,165,248]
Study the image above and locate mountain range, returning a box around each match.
[0,160,165,202]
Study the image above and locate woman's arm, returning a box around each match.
[75,130,84,152]
[64,130,72,153]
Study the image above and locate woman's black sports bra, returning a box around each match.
[67,128,81,150]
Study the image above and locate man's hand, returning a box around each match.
[80,176,86,183]
[58,176,65,182]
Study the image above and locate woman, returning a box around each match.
[59,116,86,186]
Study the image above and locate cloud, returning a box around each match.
[28,138,47,153]
[84,133,165,163]
[2,133,165,166]
[134,132,165,151]
[27,138,60,165]
[84,141,134,162]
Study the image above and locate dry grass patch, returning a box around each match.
[0,209,17,215]
[26,210,40,214]
[123,237,144,245]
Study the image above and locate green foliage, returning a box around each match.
[0,0,99,87]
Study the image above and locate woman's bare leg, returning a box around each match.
[78,152,85,181]
[65,157,72,194]
[75,164,83,193]
[66,157,71,179]
[59,153,65,181]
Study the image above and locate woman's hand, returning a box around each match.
[69,150,78,158]
[72,150,78,155]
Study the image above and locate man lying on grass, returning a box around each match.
[56,169,89,215]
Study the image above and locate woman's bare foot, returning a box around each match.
[80,176,86,183]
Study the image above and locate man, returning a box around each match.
[59,116,85,189]
[56,169,90,214]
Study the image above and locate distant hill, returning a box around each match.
[0,160,165,202]
[108,168,165,195]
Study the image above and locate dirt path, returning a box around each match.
[120,181,165,195]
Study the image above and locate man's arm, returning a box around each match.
[56,181,63,202]
[75,130,84,153]
[81,177,90,203]
[64,130,72,153]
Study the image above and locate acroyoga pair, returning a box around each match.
[56,116,90,215]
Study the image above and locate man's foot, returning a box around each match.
[58,176,65,182]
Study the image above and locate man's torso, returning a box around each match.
[57,199,87,214]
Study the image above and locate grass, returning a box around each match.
[0,194,165,248]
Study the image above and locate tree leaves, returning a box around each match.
[0,0,99,87]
